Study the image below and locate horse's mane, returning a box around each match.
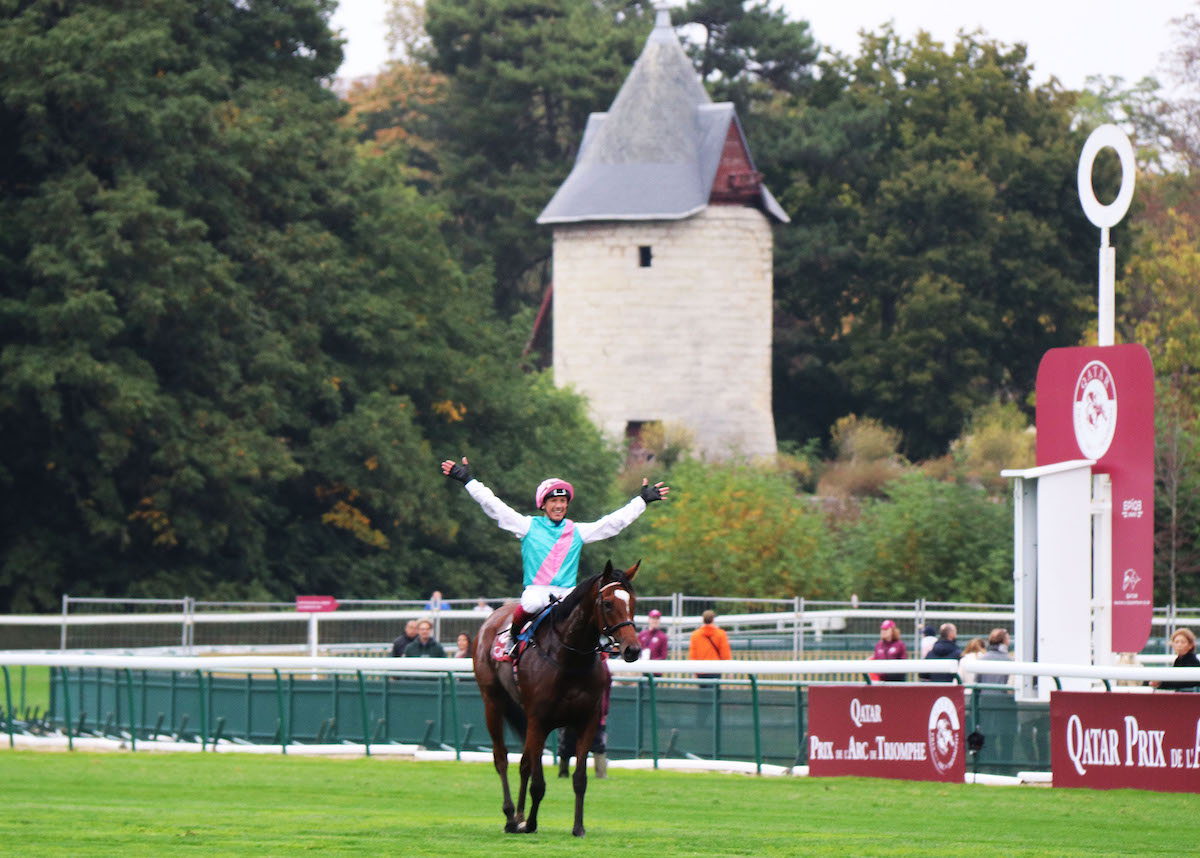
[552,568,633,621]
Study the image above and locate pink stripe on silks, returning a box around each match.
[533,521,576,585]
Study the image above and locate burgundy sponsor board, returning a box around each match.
[1051,691,1200,792]
[295,595,338,612]
[808,686,965,782]
[1036,344,1155,653]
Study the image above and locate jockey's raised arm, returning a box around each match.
[441,457,668,657]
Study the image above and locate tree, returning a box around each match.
[419,0,651,315]
[672,0,817,114]
[0,0,620,610]
[836,473,1014,604]
[1121,189,1200,608]
[631,459,841,599]
[765,28,1103,459]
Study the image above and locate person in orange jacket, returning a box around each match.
[688,610,731,678]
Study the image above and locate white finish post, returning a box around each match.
[1091,474,1113,666]
[1098,231,1115,346]
[1035,465,1095,697]
[1077,124,1135,347]
[1010,476,1038,700]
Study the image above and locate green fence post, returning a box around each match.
[59,667,74,751]
[123,668,137,751]
[711,678,722,760]
[3,665,14,749]
[273,669,288,755]
[195,670,208,752]
[749,675,762,775]
[356,671,371,758]
[647,673,659,770]
[446,671,461,761]
[20,666,27,714]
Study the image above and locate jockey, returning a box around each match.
[440,457,669,654]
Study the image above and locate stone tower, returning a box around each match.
[537,6,786,461]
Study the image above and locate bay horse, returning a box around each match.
[473,560,641,837]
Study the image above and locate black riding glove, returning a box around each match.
[447,462,472,484]
[639,482,664,504]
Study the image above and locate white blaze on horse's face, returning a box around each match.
[612,589,629,607]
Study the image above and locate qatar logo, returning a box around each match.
[1073,360,1117,460]
[927,696,961,775]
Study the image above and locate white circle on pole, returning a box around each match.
[1078,124,1136,228]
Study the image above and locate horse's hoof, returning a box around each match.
[504,821,520,834]
[522,821,537,834]
[573,827,586,837]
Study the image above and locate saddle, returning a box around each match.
[491,599,558,664]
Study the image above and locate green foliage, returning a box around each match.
[420,0,651,314]
[0,0,621,610]
[837,472,1013,604]
[632,459,840,599]
[765,27,1101,459]
[673,0,817,114]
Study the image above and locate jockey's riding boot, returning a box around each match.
[505,605,530,657]
[594,753,608,779]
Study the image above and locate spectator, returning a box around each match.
[404,619,447,657]
[638,609,669,661]
[424,590,449,611]
[921,623,962,682]
[472,598,494,614]
[871,619,908,681]
[976,628,1016,761]
[453,632,471,659]
[688,610,731,678]
[920,623,938,658]
[391,619,419,657]
[976,628,1013,687]
[1150,628,1200,691]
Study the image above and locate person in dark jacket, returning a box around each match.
[404,619,447,657]
[1151,628,1200,690]
[920,623,962,682]
[391,619,419,657]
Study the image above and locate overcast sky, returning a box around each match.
[329,0,1199,92]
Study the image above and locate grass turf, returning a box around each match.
[1,751,1196,856]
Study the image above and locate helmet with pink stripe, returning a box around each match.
[535,478,574,509]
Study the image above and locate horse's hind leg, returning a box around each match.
[518,723,549,834]
[482,693,521,832]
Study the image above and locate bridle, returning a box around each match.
[595,580,636,654]
[560,579,636,656]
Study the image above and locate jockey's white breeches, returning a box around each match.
[521,584,572,614]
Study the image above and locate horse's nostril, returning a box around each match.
[624,647,640,663]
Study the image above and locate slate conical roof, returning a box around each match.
[537,6,788,225]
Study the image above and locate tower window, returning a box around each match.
[638,245,652,267]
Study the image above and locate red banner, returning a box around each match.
[295,595,339,613]
[808,686,965,782]
[1036,345,1155,652]
[1051,691,1200,792]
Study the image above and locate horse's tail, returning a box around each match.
[502,692,527,739]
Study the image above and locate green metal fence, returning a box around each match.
[13,667,1047,776]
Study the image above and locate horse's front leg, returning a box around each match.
[571,718,601,837]
[518,723,548,834]
[482,694,521,832]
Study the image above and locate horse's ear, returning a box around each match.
[603,559,615,577]
[625,559,641,581]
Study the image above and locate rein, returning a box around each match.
[557,581,634,657]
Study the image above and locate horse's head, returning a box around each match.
[597,559,641,662]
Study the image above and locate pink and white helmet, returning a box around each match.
[535,478,574,509]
